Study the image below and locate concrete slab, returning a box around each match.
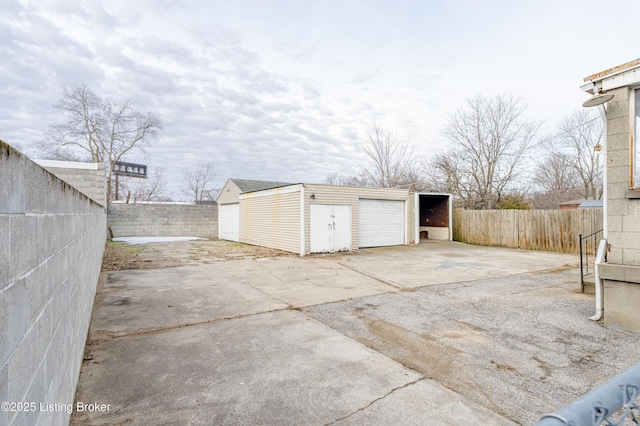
[91,256,397,341]
[332,378,515,425]
[75,310,432,425]
[75,241,620,425]
[249,256,397,307]
[342,241,578,288]
[90,266,289,341]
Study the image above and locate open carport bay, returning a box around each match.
[73,241,640,425]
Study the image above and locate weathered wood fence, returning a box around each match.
[452,209,603,254]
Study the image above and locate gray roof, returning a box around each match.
[558,198,586,206]
[230,178,293,193]
[578,199,603,209]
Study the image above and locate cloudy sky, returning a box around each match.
[2,0,638,200]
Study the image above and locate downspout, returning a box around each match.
[590,104,608,321]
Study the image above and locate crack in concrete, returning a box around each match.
[88,305,292,345]
[324,377,425,425]
[252,258,288,285]
[338,261,405,289]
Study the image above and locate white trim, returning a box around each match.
[34,159,100,170]
[403,199,408,245]
[631,88,637,189]
[581,64,640,93]
[449,194,453,241]
[239,184,302,199]
[414,193,420,244]
[413,193,453,242]
[300,185,306,256]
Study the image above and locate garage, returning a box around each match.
[221,180,447,256]
[219,203,240,242]
[217,179,292,243]
[358,199,405,248]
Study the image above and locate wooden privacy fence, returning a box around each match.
[452,208,603,254]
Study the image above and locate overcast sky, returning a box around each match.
[2,0,638,200]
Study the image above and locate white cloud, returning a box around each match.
[2,0,640,199]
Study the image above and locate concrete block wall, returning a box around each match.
[598,87,640,332]
[107,203,218,238]
[34,160,107,207]
[1,142,106,426]
[605,87,640,266]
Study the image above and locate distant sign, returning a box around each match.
[113,161,147,178]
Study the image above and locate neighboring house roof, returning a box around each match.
[230,178,293,193]
[578,200,603,209]
[558,198,585,207]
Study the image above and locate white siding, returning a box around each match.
[240,185,302,254]
[303,184,411,254]
[217,180,242,205]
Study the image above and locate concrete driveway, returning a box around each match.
[72,241,640,425]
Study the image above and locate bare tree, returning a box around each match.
[531,153,581,208]
[322,172,365,187]
[543,110,603,200]
[40,84,162,201]
[431,94,540,209]
[118,167,171,203]
[181,162,218,202]
[358,123,424,189]
[426,152,469,205]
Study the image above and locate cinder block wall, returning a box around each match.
[107,203,218,238]
[34,160,107,207]
[1,142,106,426]
[600,87,640,332]
[606,87,638,265]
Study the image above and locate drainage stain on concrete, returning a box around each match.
[361,316,462,382]
[104,296,131,306]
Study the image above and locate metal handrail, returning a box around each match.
[537,362,640,425]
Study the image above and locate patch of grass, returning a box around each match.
[106,240,144,256]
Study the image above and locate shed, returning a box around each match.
[558,199,585,210]
[219,181,452,255]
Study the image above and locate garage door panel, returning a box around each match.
[219,204,239,242]
[358,199,405,248]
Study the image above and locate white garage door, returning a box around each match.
[219,203,239,242]
[358,199,405,248]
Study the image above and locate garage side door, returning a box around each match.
[358,199,405,248]
[310,204,352,253]
[219,203,239,242]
